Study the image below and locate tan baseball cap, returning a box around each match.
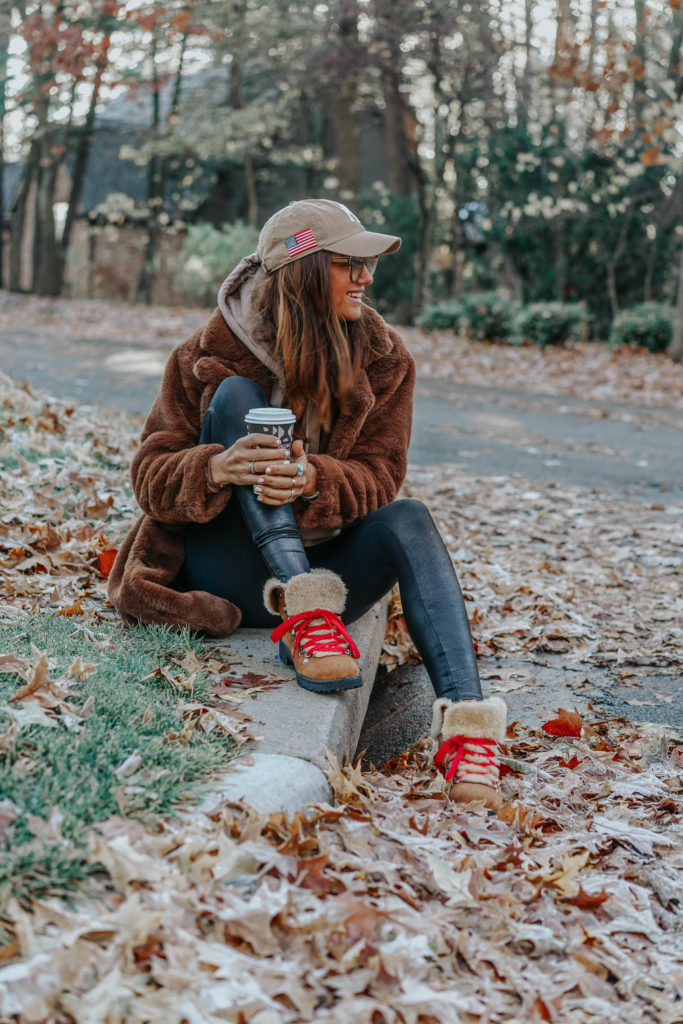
[257,198,401,273]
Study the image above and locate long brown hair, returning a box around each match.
[253,250,373,432]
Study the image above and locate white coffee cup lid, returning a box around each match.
[245,407,296,423]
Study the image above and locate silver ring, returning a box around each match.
[290,485,295,501]
[296,463,304,477]
[250,460,255,474]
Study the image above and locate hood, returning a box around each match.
[216,253,285,389]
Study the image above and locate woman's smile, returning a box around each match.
[330,260,373,320]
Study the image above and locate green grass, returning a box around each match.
[0,615,237,908]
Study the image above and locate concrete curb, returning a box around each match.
[195,596,389,816]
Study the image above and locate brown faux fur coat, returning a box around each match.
[107,305,415,636]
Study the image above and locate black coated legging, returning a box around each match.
[183,377,482,703]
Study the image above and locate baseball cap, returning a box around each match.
[257,198,401,274]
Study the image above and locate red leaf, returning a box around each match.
[542,707,582,737]
[558,755,582,769]
[560,886,609,909]
[98,549,118,577]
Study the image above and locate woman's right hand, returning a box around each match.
[208,433,288,488]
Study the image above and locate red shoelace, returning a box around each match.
[434,735,499,783]
[271,608,361,660]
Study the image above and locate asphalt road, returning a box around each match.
[3,328,683,504]
[2,327,681,759]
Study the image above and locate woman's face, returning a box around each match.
[329,255,375,321]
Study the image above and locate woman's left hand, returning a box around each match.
[253,439,317,506]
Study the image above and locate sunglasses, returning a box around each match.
[329,255,379,282]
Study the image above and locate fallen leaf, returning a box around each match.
[425,853,475,906]
[114,750,143,780]
[542,707,583,737]
[560,886,610,909]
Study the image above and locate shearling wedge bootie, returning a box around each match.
[264,569,363,694]
[430,696,507,811]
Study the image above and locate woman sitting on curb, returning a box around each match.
[108,198,507,810]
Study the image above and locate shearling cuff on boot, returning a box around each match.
[263,569,348,618]
[430,696,507,791]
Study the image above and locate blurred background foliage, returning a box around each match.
[1,0,682,352]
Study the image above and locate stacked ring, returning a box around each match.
[290,485,295,500]
[250,460,256,474]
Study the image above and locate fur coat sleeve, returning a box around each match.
[129,330,234,525]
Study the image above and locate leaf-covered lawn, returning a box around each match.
[0,300,682,1022]
[0,372,251,924]
[1,714,681,1022]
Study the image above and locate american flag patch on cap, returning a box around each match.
[285,229,317,257]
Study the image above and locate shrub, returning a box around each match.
[514,302,588,347]
[608,303,675,353]
[173,220,260,305]
[459,292,519,342]
[355,186,420,322]
[417,300,464,333]
[418,293,520,341]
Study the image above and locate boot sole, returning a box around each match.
[278,639,363,693]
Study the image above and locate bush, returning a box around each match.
[417,300,464,332]
[514,302,588,347]
[355,186,420,322]
[608,303,675,353]
[418,292,520,341]
[173,220,260,305]
[459,292,519,342]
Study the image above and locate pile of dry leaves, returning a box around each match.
[0,710,681,1022]
[0,370,140,623]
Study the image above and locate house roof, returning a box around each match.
[77,125,150,212]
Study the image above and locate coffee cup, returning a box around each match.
[244,407,297,455]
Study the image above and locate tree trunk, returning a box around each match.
[450,215,465,301]
[137,33,164,304]
[8,145,36,292]
[643,239,655,302]
[669,2,683,100]
[0,2,11,289]
[553,0,573,63]
[583,0,599,145]
[374,0,415,197]
[335,0,361,195]
[519,0,533,122]
[554,219,566,301]
[605,206,634,320]
[61,37,110,262]
[32,149,62,295]
[413,158,432,315]
[228,2,259,225]
[413,9,452,313]
[670,244,683,362]
[632,0,647,119]
[381,64,414,197]
[550,0,575,144]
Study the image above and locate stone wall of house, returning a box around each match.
[65,220,203,307]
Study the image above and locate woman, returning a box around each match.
[109,198,506,809]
